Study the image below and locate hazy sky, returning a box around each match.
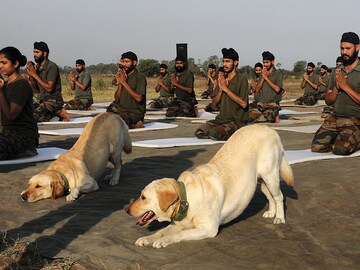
[2,0,359,70]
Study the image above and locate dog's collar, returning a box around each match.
[173,181,189,221]
[49,169,70,193]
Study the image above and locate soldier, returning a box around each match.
[65,59,93,110]
[311,32,360,155]
[317,64,330,100]
[165,55,197,117]
[148,63,173,109]
[0,46,39,160]
[26,41,70,122]
[294,62,320,106]
[200,64,217,99]
[249,52,283,123]
[195,48,249,141]
[106,51,147,129]
[248,62,263,109]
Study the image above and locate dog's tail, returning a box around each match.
[280,154,294,186]
[123,131,132,154]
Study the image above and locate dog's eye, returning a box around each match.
[141,195,146,200]
[35,184,41,188]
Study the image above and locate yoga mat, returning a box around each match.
[39,122,178,136]
[37,117,93,126]
[285,149,360,165]
[132,137,225,148]
[273,124,321,134]
[0,147,66,165]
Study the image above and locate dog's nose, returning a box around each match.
[21,193,27,201]
[124,206,130,214]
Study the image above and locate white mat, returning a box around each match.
[92,102,111,108]
[145,111,217,120]
[285,149,360,165]
[292,115,324,121]
[273,124,321,134]
[191,119,311,125]
[0,147,66,165]
[39,122,178,136]
[279,109,318,115]
[67,108,106,116]
[132,137,225,148]
[37,117,93,126]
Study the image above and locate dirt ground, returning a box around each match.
[0,100,359,270]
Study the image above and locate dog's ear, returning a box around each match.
[156,180,179,212]
[50,179,64,199]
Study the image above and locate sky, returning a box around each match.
[2,0,359,70]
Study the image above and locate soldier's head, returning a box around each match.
[306,62,315,75]
[175,55,187,72]
[336,56,344,67]
[159,63,168,76]
[120,51,138,74]
[221,48,239,73]
[208,64,216,75]
[254,62,263,77]
[75,59,85,73]
[218,66,226,78]
[0,46,27,76]
[320,65,328,76]
[262,51,275,71]
[33,41,49,64]
[340,32,359,66]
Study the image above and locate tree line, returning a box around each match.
[60,56,329,79]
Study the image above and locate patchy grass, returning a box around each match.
[0,233,85,270]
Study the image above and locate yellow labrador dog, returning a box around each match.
[21,112,132,202]
[126,124,294,248]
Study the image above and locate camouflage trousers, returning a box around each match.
[249,102,281,123]
[294,94,318,106]
[195,120,242,141]
[148,96,174,109]
[0,130,38,160]
[311,115,360,155]
[65,98,93,110]
[33,100,63,122]
[166,99,197,117]
[106,101,144,129]
[204,102,219,112]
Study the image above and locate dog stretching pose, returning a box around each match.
[126,124,294,248]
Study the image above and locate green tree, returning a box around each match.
[293,60,307,74]
[137,59,160,77]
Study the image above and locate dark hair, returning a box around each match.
[0,46,27,69]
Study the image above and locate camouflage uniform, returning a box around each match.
[149,73,174,109]
[107,69,147,129]
[200,74,217,99]
[166,69,197,117]
[295,73,320,106]
[311,61,360,155]
[33,59,64,122]
[0,130,38,160]
[249,68,283,123]
[195,71,249,141]
[65,70,93,110]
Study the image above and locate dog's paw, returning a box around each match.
[262,210,275,219]
[135,236,153,246]
[152,237,174,249]
[108,177,119,186]
[273,217,286,224]
[66,194,78,201]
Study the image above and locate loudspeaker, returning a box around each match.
[176,43,188,61]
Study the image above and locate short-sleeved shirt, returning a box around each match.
[207,75,218,93]
[74,70,93,100]
[36,59,63,102]
[303,73,319,95]
[173,69,196,101]
[119,69,147,116]
[0,77,39,140]
[328,62,360,117]
[259,68,283,103]
[214,71,249,127]
[318,74,330,93]
[159,73,173,98]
